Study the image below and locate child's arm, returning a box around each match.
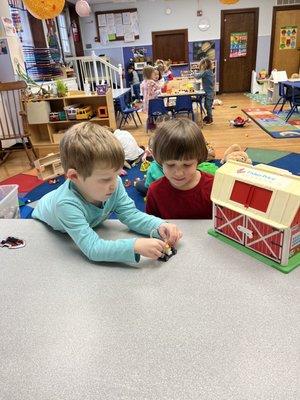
[55,202,140,263]
[113,178,164,236]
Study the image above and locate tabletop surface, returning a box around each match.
[159,90,205,98]
[0,219,299,400]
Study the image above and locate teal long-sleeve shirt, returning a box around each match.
[32,177,164,264]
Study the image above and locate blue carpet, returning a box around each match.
[19,153,299,219]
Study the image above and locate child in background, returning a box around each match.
[140,65,161,114]
[146,119,214,219]
[194,58,215,125]
[32,122,182,264]
[163,60,174,81]
[127,65,141,101]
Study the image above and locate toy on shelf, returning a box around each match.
[97,106,108,119]
[159,244,177,262]
[208,160,300,273]
[64,103,81,120]
[34,153,64,180]
[221,144,252,165]
[96,84,108,95]
[229,116,250,127]
[49,111,67,122]
[76,105,94,120]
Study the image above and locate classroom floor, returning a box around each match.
[1,92,300,181]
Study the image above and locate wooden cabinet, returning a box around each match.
[25,90,116,158]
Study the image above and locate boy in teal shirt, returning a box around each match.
[32,122,182,264]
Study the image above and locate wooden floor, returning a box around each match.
[1,93,300,181]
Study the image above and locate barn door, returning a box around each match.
[245,217,283,263]
[269,6,300,78]
[214,205,245,244]
[220,8,259,93]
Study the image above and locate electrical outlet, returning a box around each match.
[197,10,202,17]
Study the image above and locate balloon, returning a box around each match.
[75,0,91,17]
[23,0,65,20]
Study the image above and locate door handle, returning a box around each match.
[224,58,227,62]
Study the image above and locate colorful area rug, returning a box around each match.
[0,173,44,193]
[244,93,270,105]
[242,107,300,138]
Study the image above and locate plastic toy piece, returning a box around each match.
[124,179,132,188]
[0,236,26,249]
[48,178,58,184]
[159,244,177,262]
[97,106,108,119]
[134,177,141,187]
[229,116,250,127]
[140,160,150,172]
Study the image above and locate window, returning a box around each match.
[230,181,273,212]
[57,13,71,55]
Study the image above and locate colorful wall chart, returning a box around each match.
[279,26,297,50]
[229,32,247,58]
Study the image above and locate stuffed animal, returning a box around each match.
[221,144,252,165]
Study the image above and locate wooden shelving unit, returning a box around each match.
[25,89,116,157]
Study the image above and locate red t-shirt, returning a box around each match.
[146,173,214,219]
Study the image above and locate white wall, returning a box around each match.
[81,0,276,48]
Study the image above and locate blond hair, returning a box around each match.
[199,58,213,70]
[152,119,208,164]
[143,65,155,80]
[60,122,124,179]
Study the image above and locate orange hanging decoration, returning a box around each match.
[23,0,65,20]
[219,0,239,4]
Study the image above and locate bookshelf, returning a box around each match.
[25,89,116,157]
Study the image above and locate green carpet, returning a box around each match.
[244,92,271,105]
[246,148,290,164]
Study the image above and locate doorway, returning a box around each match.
[269,5,300,78]
[220,8,259,93]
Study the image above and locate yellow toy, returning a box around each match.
[140,160,150,172]
[221,144,252,165]
[76,105,94,120]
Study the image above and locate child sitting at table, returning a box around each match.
[140,65,161,114]
[194,58,215,125]
[32,122,182,264]
[146,118,214,219]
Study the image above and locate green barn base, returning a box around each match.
[208,229,300,274]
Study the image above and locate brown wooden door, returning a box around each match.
[220,8,259,93]
[152,29,188,63]
[269,6,300,78]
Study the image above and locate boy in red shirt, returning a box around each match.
[146,119,214,219]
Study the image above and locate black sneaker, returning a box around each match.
[205,118,213,125]
[203,115,209,122]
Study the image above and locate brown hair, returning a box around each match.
[154,66,162,80]
[199,57,213,70]
[143,65,155,80]
[152,118,208,164]
[60,122,124,179]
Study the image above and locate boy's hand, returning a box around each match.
[158,223,183,246]
[134,238,166,259]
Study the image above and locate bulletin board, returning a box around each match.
[95,8,139,45]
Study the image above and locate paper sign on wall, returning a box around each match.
[279,26,297,50]
[229,32,247,58]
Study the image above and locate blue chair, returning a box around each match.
[117,95,142,128]
[273,82,293,113]
[174,95,194,121]
[285,86,300,122]
[147,98,169,132]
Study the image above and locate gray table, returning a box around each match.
[0,220,299,400]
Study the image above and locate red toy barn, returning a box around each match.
[210,161,300,267]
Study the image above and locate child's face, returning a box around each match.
[162,159,199,190]
[70,166,122,204]
[151,70,157,80]
[153,70,159,81]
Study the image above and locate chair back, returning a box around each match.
[118,94,128,112]
[0,81,27,141]
[148,98,168,117]
[175,95,193,112]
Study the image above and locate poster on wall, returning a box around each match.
[193,41,215,61]
[229,32,247,58]
[279,26,297,50]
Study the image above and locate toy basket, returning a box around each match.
[0,185,20,219]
